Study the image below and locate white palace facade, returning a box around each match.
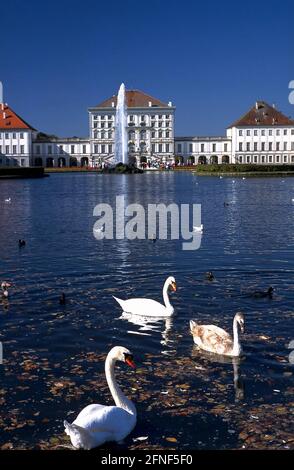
[1,82,294,168]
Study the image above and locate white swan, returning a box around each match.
[64,346,136,450]
[113,276,177,317]
[190,312,245,357]
[4,198,11,203]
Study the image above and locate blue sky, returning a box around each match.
[2,0,294,137]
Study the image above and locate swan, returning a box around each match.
[190,312,245,357]
[4,198,11,203]
[64,346,136,450]
[193,224,203,233]
[113,276,177,317]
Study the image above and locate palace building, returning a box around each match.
[0,82,294,168]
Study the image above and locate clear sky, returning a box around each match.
[2,0,294,137]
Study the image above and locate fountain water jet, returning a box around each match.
[114,83,128,165]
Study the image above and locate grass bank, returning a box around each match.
[175,164,294,176]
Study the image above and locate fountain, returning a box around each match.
[103,83,143,173]
[114,83,128,165]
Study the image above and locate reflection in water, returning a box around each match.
[119,311,174,351]
[191,346,245,402]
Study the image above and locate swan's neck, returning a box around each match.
[163,281,172,309]
[232,318,240,355]
[105,356,136,417]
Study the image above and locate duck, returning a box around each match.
[1,281,11,298]
[190,312,245,357]
[224,202,230,207]
[113,276,177,317]
[205,271,214,281]
[193,224,203,233]
[64,346,136,450]
[59,293,66,305]
[18,239,26,248]
[250,287,274,299]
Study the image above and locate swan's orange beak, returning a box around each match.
[125,357,136,369]
[171,281,177,292]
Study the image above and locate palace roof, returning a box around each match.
[228,101,294,127]
[0,104,36,130]
[95,89,170,108]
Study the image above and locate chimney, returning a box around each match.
[148,101,152,107]
[255,101,258,110]
[112,101,115,107]
[168,101,172,107]
[3,112,6,119]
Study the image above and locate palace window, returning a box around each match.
[166,131,170,138]
[83,145,86,154]
[239,143,243,151]
[261,142,265,151]
[166,144,170,153]
[276,142,280,151]
[5,133,9,139]
[254,130,258,136]
[291,155,294,162]
[283,155,288,163]
[12,145,17,154]
[59,145,64,154]
[152,144,155,153]
[284,129,287,135]
[276,129,280,136]
[246,143,250,151]
[268,155,273,163]
[48,145,52,154]
[5,145,9,154]
[269,130,272,136]
[291,142,294,150]
[177,144,182,152]
[253,155,258,163]
[151,131,155,138]
[159,131,162,138]
[239,130,243,136]
[94,144,98,153]
[189,144,193,152]
[201,144,204,152]
[276,155,280,163]
[13,133,16,139]
[71,145,75,154]
[159,144,162,152]
[261,130,265,136]
[246,130,250,136]
[261,155,265,163]
[284,142,287,151]
[109,144,112,153]
[291,129,294,135]
[20,133,24,139]
[224,143,228,152]
[101,145,106,153]
[269,142,272,151]
[239,156,243,163]
[212,143,216,152]
[246,155,250,163]
[20,145,24,154]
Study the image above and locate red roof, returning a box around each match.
[228,101,294,127]
[0,104,36,130]
[95,89,170,108]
